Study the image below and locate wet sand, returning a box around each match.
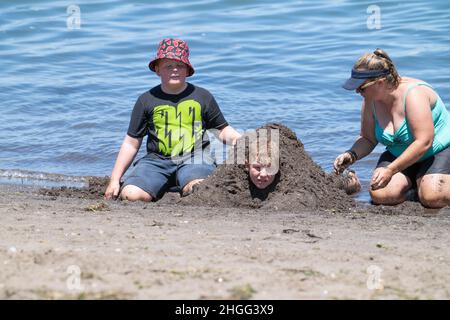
[1,184,449,300]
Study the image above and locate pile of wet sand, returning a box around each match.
[180,123,356,212]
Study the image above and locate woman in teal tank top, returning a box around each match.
[333,48,450,209]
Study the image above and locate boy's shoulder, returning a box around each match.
[187,84,218,103]
[133,85,163,105]
[139,84,161,100]
[190,84,213,96]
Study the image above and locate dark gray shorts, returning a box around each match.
[122,152,216,199]
[376,146,450,187]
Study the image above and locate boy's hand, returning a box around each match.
[219,125,242,145]
[104,180,121,200]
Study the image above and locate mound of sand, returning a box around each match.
[181,123,357,213]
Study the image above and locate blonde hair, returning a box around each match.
[354,48,400,89]
[248,135,280,174]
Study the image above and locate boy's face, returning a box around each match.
[249,163,277,189]
[155,58,188,87]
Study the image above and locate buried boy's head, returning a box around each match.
[247,135,280,189]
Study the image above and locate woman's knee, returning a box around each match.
[418,178,449,208]
[369,171,412,205]
[120,185,152,202]
[369,188,406,205]
[419,193,446,208]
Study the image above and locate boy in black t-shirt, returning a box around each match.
[104,38,241,201]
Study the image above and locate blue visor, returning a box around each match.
[342,68,390,90]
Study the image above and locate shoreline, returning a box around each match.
[1,184,449,299]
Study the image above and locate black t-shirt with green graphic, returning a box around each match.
[127,83,228,158]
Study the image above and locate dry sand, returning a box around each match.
[1,185,449,300]
[1,124,449,299]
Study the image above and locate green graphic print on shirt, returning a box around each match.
[153,100,203,157]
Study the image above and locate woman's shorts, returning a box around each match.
[376,146,450,187]
[122,152,216,200]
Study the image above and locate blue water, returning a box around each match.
[1,0,450,201]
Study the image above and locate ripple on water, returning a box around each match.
[1,0,450,202]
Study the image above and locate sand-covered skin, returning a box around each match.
[1,185,449,299]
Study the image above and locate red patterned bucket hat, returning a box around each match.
[148,38,195,77]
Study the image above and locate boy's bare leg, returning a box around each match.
[120,185,153,202]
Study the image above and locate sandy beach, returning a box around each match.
[2,124,450,300]
[2,0,450,302]
[1,183,449,300]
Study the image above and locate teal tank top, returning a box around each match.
[373,82,450,161]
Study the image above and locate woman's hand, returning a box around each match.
[104,180,121,200]
[333,152,355,174]
[370,167,395,190]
